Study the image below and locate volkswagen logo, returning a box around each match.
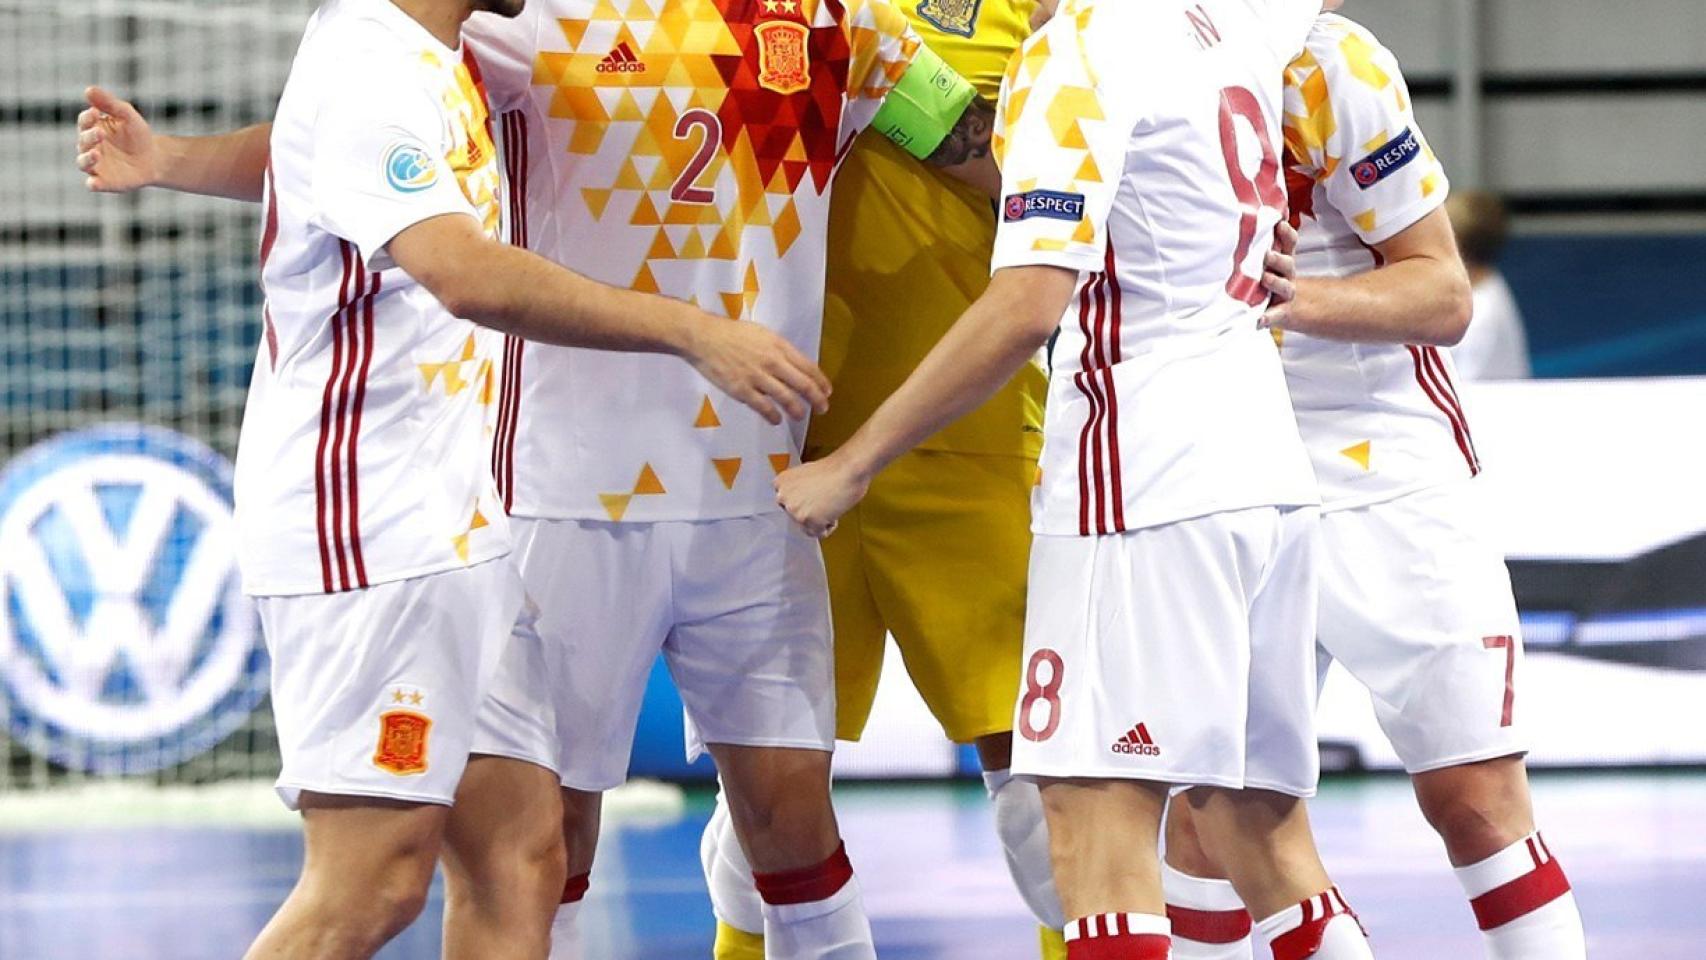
[0,425,267,774]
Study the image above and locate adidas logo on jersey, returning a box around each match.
[1110,723,1161,757]
[596,42,645,74]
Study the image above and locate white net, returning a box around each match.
[0,0,308,802]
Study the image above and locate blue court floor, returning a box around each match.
[2,771,1703,959]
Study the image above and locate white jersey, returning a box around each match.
[462,0,923,522]
[993,0,1321,537]
[237,0,510,595]
[1278,14,1480,511]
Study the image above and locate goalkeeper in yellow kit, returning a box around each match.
[697,1,1064,956]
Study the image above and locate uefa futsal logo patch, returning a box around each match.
[1349,127,1421,189]
[384,139,439,193]
[1003,189,1085,223]
[0,425,267,774]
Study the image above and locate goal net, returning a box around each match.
[0,0,304,815]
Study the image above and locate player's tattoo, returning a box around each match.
[926,96,994,169]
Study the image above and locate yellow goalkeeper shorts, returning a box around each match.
[824,449,1034,744]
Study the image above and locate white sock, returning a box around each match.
[1453,832,1585,960]
[1163,862,1253,960]
[984,768,1067,930]
[1254,888,1371,960]
[548,873,589,960]
[754,843,876,960]
[700,792,766,934]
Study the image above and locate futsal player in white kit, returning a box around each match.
[459,4,1004,954]
[777,1,1380,957]
[1158,13,1588,960]
[75,1,829,956]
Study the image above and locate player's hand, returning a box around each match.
[684,318,831,426]
[1259,220,1299,329]
[76,86,162,193]
[774,455,867,539]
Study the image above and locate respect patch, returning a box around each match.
[1002,189,1086,223]
[1349,128,1421,189]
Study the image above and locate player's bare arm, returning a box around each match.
[870,47,1002,197]
[1281,206,1473,345]
[775,265,1075,536]
[77,101,826,426]
[923,96,1000,197]
[76,87,268,201]
[388,214,830,425]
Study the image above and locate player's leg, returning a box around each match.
[442,595,568,960]
[708,744,873,959]
[698,496,886,960]
[251,560,527,958]
[1412,758,1582,959]
[551,787,603,959]
[507,517,675,960]
[669,513,872,960]
[1162,799,1253,960]
[440,757,566,960]
[857,451,1065,949]
[246,794,447,960]
[1320,486,1583,958]
[703,786,768,960]
[1215,505,1372,960]
[1016,518,1278,959]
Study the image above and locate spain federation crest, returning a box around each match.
[755,20,811,95]
[917,0,982,38]
[373,708,432,776]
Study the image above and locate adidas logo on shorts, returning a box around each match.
[596,42,645,74]
[1110,723,1161,757]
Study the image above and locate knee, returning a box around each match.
[363,856,436,941]
[1417,789,1527,861]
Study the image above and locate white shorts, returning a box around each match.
[259,558,558,810]
[511,511,835,792]
[1013,506,1321,797]
[1318,481,1527,774]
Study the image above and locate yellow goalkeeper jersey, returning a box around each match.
[806,0,1045,461]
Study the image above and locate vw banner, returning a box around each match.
[0,425,268,774]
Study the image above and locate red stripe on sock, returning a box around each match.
[752,843,854,906]
[1167,904,1252,943]
[561,871,590,904]
[1470,856,1571,931]
[1067,933,1170,960]
[1271,888,1363,960]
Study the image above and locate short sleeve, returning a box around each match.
[1283,16,1448,245]
[988,16,1133,275]
[464,6,542,114]
[309,61,478,268]
[840,0,925,133]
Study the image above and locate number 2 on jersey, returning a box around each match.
[1215,86,1286,306]
[670,109,723,205]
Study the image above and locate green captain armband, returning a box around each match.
[870,44,978,161]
